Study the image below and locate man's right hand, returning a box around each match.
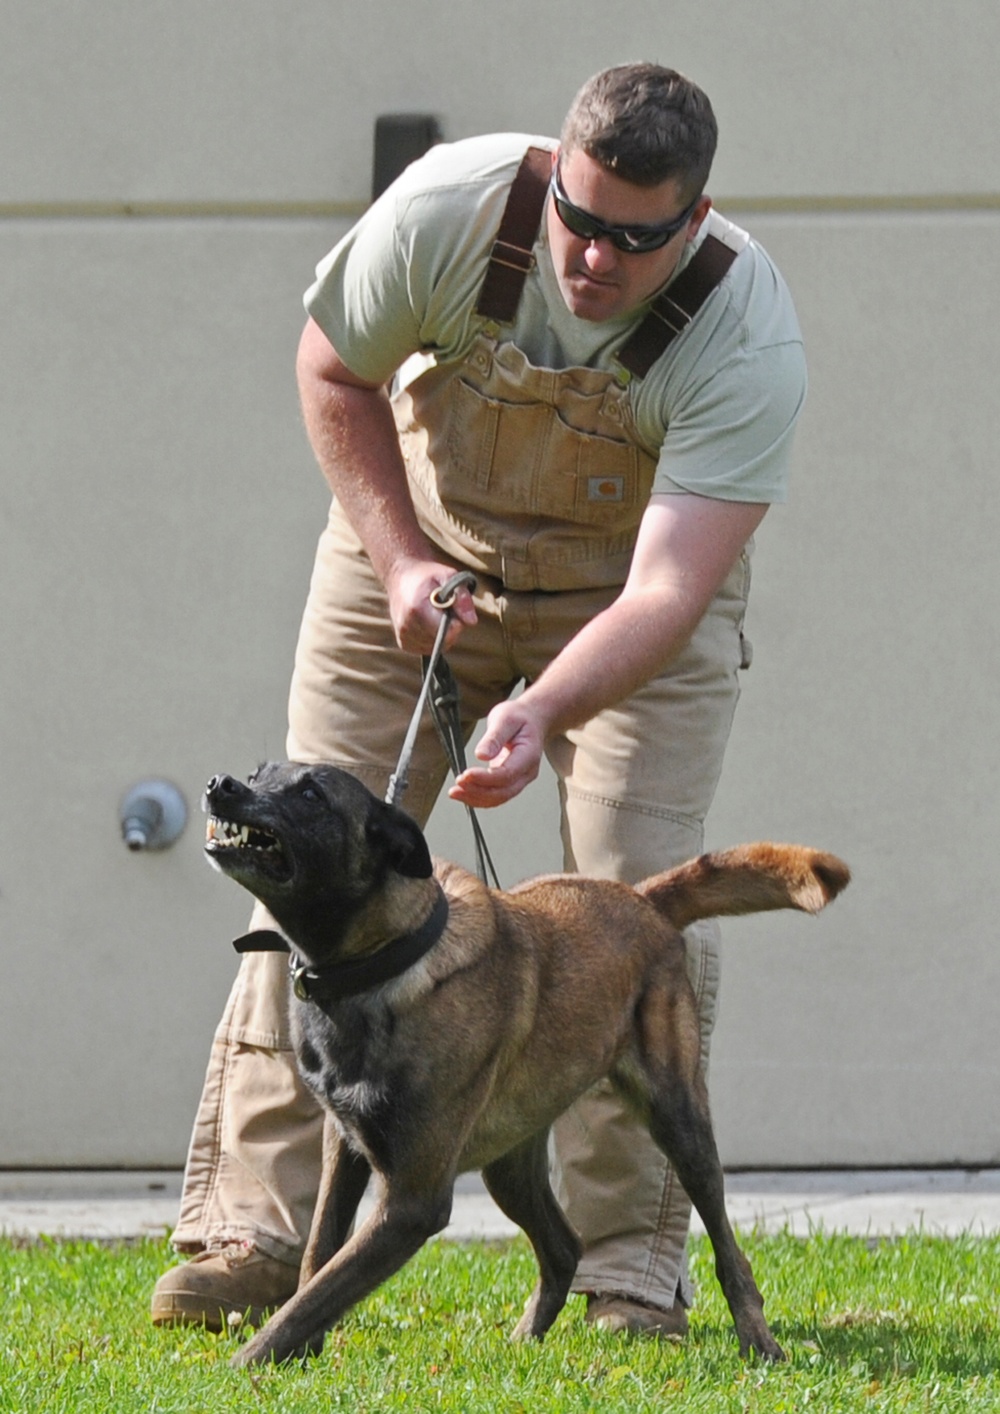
[385,557,478,654]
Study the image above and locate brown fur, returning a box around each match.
[202,763,849,1368]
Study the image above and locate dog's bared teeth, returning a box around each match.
[206,816,281,855]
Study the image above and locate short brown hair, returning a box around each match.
[560,63,717,197]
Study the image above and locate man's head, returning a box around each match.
[547,64,717,323]
[560,63,717,199]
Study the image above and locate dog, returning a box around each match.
[202,761,849,1368]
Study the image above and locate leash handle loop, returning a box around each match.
[429,569,477,612]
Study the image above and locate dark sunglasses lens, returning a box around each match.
[614,226,674,253]
[554,195,600,242]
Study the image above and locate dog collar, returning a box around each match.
[231,887,450,1003]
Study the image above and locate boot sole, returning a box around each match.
[150,1291,270,1333]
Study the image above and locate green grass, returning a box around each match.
[2,1230,1000,1412]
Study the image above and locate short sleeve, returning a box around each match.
[652,339,808,503]
[305,192,424,384]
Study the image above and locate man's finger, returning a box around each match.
[448,774,520,808]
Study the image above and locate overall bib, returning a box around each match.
[173,154,750,1313]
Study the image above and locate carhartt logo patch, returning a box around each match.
[587,476,625,502]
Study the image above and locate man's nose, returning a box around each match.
[582,237,618,273]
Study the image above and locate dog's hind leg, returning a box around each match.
[647,1085,783,1361]
[300,1117,372,1286]
[630,983,785,1363]
[481,1130,582,1340]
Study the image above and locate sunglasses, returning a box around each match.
[549,165,699,254]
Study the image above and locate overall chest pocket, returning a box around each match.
[444,374,650,530]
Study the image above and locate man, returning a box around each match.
[153,62,805,1337]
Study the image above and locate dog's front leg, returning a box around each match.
[300,1117,371,1287]
[231,1186,454,1368]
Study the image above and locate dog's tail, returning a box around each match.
[637,843,850,930]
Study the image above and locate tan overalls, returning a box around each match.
[173,153,751,1314]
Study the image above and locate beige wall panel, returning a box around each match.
[705,210,1000,1165]
[0,217,337,1163]
[4,1,997,207]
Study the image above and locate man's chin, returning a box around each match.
[558,276,624,322]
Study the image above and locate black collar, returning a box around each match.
[232,887,450,1004]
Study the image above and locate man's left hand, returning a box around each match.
[448,699,546,807]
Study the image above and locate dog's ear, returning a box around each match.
[368,802,434,879]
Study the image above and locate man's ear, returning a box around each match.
[686,195,713,242]
[369,802,433,879]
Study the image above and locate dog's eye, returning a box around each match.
[300,784,321,803]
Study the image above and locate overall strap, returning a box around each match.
[475,145,551,323]
[616,234,738,378]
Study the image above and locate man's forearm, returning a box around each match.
[296,319,478,652]
[449,584,694,809]
[452,495,765,808]
[520,581,702,738]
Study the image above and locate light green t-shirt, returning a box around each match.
[305,133,806,503]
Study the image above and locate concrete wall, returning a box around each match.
[2,1,997,1166]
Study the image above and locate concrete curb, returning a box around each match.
[3,1170,1000,1243]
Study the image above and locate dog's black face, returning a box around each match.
[203,763,433,955]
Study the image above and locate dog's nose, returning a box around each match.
[205,773,240,800]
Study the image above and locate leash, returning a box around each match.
[386,570,501,888]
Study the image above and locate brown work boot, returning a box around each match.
[585,1291,689,1339]
[150,1243,299,1332]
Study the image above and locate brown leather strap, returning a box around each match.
[475,145,551,322]
[616,234,738,377]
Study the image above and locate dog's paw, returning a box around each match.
[230,1330,325,1369]
[740,1332,786,1363]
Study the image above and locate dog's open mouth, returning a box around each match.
[205,816,290,879]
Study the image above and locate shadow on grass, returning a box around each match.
[766,1313,1000,1382]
